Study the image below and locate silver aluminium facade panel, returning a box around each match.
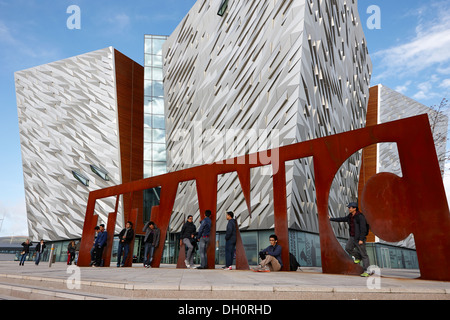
[377,84,448,176]
[163,0,372,236]
[15,47,124,241]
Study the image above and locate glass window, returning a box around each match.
[144,97,152,114]
[241,231,258,265]
[144,38,152,54]
[144,128,152,142]
[152,38,165,55]
[153,97,165,114]
[152,55,163,67]
[152,81,164,97]
[144,54,152,67]
[153,161,167,175]
[144,67,152,80]
[144,114,152,128]
[152,143,166,161]
[90,165,110,181]
[72,170,89,186]
[144,81,152,96]
[152,129,165,143]
[218,0,229,16]
[152,67,163,81]
[144,161,152,178]
[144,143,152,161]
[152,115,165,129]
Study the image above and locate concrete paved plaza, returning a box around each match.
[0,261,449,301]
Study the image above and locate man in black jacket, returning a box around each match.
[34,239,46,266]
[143,221,160,268]
[329,202,371,277]
[223,211,236,270]
[117,221,134,267]
[180,215,196,268]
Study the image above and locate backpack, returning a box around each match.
[289,252,301,271]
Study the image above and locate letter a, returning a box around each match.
[67,5,81,30]
[366,5,381,30]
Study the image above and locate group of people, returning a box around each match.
[18,202,371,276]
[18,238,79,266]
[89,220,161,268]
[180,210,284,272]
[179,210,213,269]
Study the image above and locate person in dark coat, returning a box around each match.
[142,221,160,268]
[67,240,76,265]
[93,224,107,267]
[223,211,236,270]
[195,210,212,269]
[35,239,46,266]
[19,239,33,266]
[117,221,135,267]
[329,202,371,277]
[180,215,196,268]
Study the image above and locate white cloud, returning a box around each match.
[110,13,131,31]
[394,81,412,94]
[439,79,450,89]
[373,11,450,80]
[0,20,18,45]
[0,19,60,70]
[0,200,28,237]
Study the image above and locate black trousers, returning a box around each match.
[94,246,104,266]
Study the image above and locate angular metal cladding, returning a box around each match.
[15,47,144,241]
[162,0,372,238]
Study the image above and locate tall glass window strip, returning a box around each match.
[144,35,168,179]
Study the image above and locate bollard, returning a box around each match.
[48,244,55,267]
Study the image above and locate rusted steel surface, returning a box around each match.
[77,115,450,280]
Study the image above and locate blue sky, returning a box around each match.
[1,0,450,237]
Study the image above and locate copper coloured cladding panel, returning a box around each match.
[114,49,144,234]
[78,115,450,280]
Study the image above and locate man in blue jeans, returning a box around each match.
[143,221,160,268]
[93,224,107,267]
[34,239,46,266]
[195,210,212,269]
[223,211,236,270]
[117,221,134,267]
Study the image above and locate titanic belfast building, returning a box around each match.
[15,0,447,267]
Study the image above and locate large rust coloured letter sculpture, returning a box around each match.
[77,114,450,281]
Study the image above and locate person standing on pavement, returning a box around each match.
[329,202,371,277]
[195,210,212,269]
[93,224,107,267]
[67,240,76,265]
[180,215,196,268]
[117,221,134,267]
[143,221,160,268]
[34,239,46,266]
[223,211,236,270]
[19,239,33,266]
[90,226,100,266]
[74,240,81,265]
